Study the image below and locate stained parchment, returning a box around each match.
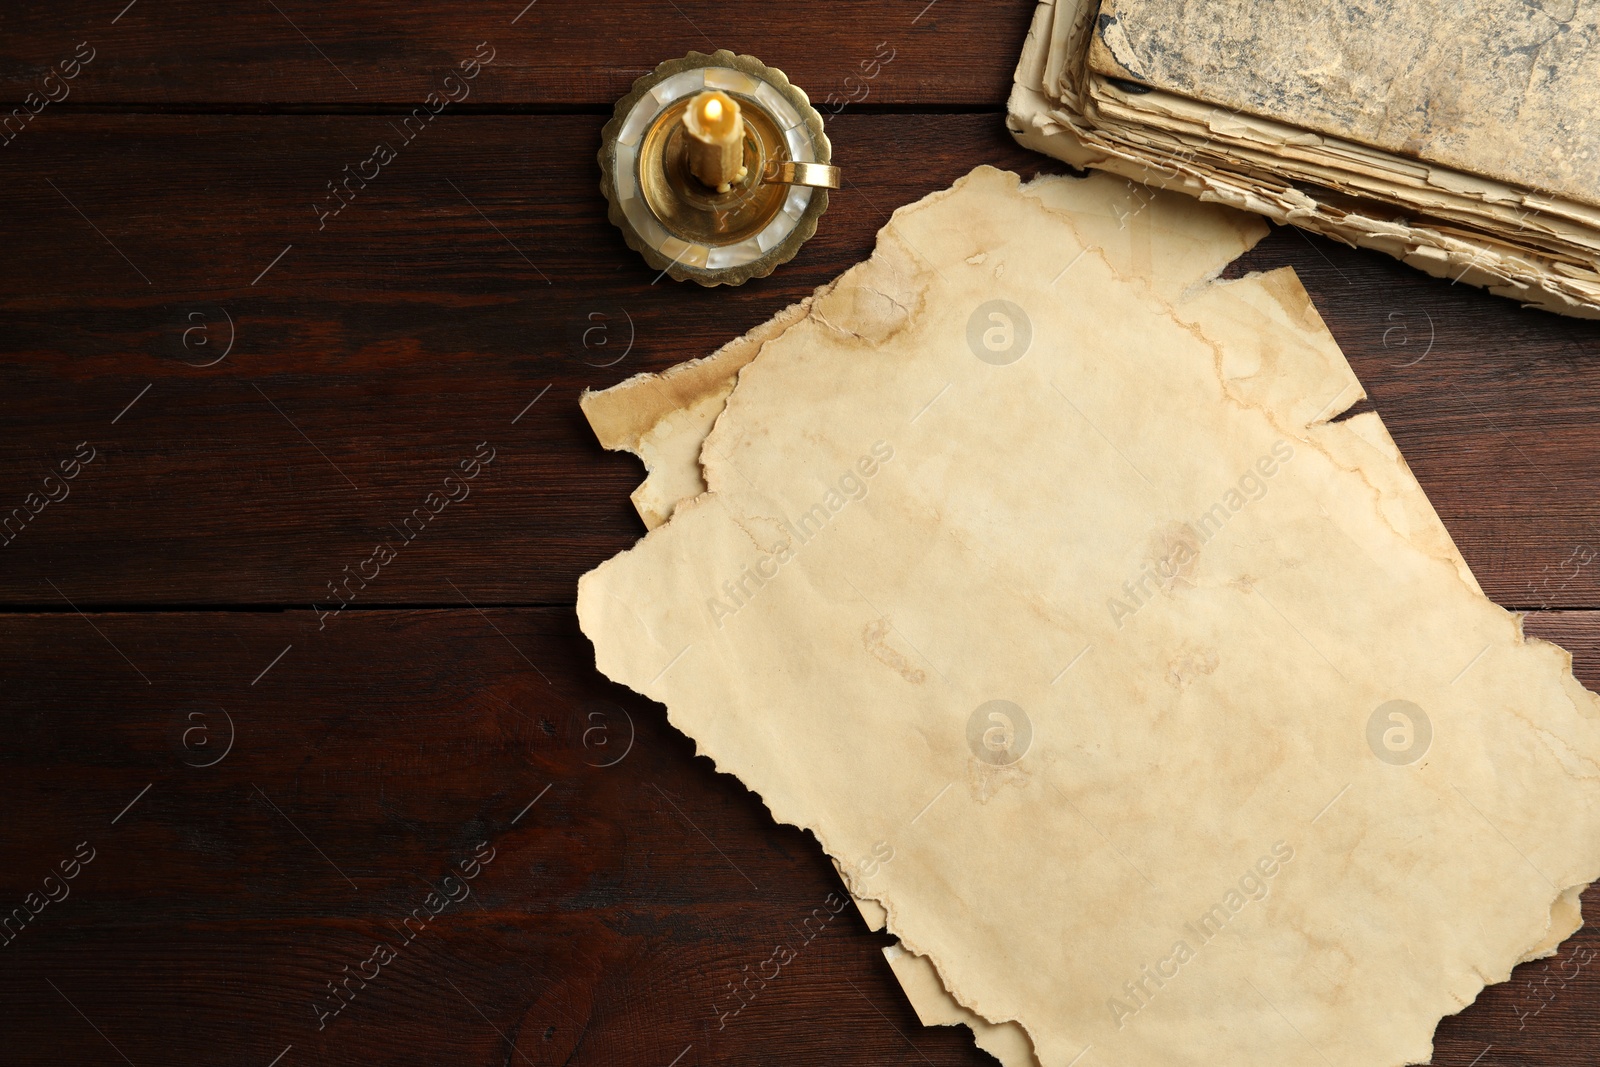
[585,170,1266,1064]
[582,170,1267,533]
[578,167,1600,1065]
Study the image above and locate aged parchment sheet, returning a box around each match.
[579,167,1600,1065]
[585,170,1268,1064]
[581,170,1269,533]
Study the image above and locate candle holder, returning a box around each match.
[600,50,840,287]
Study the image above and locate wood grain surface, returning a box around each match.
[3,609,1599,1066]
[0,1,1030,106]
[2,115,1599,609]
[3,3,1600,1064]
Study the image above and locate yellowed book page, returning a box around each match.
[1088,0,1600,208]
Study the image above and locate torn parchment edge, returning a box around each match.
[578,166,1593,1065]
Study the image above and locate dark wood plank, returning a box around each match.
[0,113,1065,607]
[5,6,1599,1067]
[1,608,1599,1064]
[0,608,994,1066]
[0,0,1028,107]
[2,115,1599,612]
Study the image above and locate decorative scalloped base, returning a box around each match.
[599,49,832,287]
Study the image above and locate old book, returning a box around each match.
[1010,0,1600,317]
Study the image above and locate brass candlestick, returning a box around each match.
[599,50,840,286]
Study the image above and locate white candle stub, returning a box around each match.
[683,89,747,192]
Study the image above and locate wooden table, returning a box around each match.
[3,3,1598,1063]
